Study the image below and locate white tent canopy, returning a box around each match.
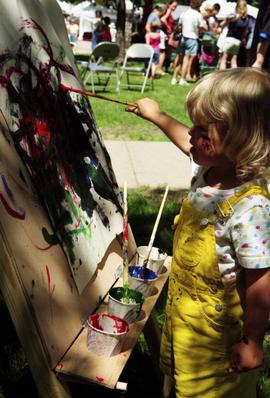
[57,0,116,18]
[57,0,117,40]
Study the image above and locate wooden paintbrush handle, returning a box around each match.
[143,185,169,266]
[60,83,135,107]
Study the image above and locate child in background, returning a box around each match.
[68,16,79,47]
[127,67,270,397]
[102,16,112,42]
[145,21,161,78]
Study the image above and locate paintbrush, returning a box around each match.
[143,185,169,267]
[122,181,130,302]
[60,83,137,108]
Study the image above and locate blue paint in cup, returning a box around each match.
[128,265,158,296]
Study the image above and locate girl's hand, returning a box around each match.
[126,98,162,122]
[228,337,263,373]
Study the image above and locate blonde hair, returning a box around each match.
[150,20,161,31]
[236,0,247,18]
[186,68,270,181]
[200,1,215,17]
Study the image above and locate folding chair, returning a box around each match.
[80,42,120,93]
[119,44,154,94]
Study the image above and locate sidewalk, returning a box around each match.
[104,140,192,190]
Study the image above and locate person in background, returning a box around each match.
[145,4,164,33]
[110,22,117,42]
[145,20,161,78]
[174,0,207,85]
[161,0,178,36]
[161,0,178,73]
[102,16,112,42]
[244,15,256,66]
[68,16,79,47]
[170,19,183,84]
[200,1,220,34]
[252,0,270,70]
[219,0,249,69]
[145,4,167,76]
[92,10,104,49]
[199,3,220,70]
[127,67,270,398]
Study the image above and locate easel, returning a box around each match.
[0,225,71,398]
[0,221,171,396]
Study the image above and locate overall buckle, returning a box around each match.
[216,200,234,220]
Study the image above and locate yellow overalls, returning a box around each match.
[160,184,268,397]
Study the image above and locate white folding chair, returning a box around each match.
[80,42,120,93]
[119,44,154,94]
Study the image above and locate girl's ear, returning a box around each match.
[201,138,214,156]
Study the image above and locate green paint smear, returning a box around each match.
[65,190,79,219]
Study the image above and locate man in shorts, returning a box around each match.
[176,0,206,85]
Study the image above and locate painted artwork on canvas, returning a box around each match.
[0,0,123,293]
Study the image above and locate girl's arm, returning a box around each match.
[145,21,151,33]
[229,268,270,372]
[145,33,150,45]
[219,17,230,30]
[126,98,191,156]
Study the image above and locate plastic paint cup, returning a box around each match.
[136,246,167,274]
[108,287,144,324]
[128,265,158,297]
[86,313,128,357]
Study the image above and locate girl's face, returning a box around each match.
[169,1,178,11]
[189,124,231,168]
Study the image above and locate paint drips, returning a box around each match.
[0,18,123,292]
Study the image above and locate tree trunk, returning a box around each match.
[116,0,126,59]
[142,0,153,29]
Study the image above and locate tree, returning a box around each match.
[116,0,126,57]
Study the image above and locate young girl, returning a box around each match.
[145,21,161,78]
[127,68,270,397]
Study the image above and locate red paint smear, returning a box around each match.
[123,214,128,241]
[45,265,51,288]
[51,283,56,295]
[0,193,25,220]
[96,377,104,383]
[60,83,86,96]
[35,120,51,147]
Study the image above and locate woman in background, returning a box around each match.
[219,0,249,69]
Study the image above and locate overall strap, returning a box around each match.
[215,184,269,220]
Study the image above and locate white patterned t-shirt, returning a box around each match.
[189,169,270,283]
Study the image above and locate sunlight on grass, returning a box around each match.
[76,61,192,140]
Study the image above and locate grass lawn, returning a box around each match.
[76,60,193,141]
